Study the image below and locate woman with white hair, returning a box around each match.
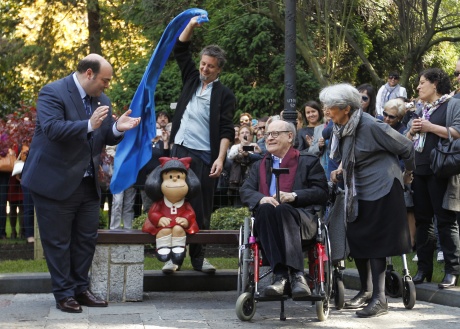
[321,83,415,318]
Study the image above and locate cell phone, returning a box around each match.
[242,145,255,152]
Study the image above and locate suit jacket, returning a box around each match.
[21,74,122,201]
[170,40,235,164]
[239,152,329,215]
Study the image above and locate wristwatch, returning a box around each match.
[291,192,298,201]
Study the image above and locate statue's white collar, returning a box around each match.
[164,197,184,214]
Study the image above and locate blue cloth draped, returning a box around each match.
[110,8,209,194]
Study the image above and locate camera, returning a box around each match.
[242,145,255,152]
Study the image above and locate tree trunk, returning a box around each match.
[87,0,102,55]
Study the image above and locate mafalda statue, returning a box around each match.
[142,157,200,264]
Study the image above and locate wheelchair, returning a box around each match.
[235,213,339,322]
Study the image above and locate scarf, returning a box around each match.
[380,82,401,108]
[259,147,299,196]
[110,9,208,194]
[413,94,451,153]
[330,109,362,222]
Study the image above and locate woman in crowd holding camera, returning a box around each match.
[406,68,460,289]
[323,83,414,318]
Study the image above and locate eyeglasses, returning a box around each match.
[388,75,400,80]
[361,95,369,102]
[240,118,250,123]
[263,130,290,139]
[383,111,397,120]
[454,71,460,77]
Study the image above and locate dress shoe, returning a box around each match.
[170,246,186,264]
[290,273,311,298]
[412,271,432,284]
[75,290,108,307]
[356,298,388,318]
[438,273,458,289]
[343,291,372,309]
[156,247,171,262]
[56,297,82,313]
[265,274,289,296]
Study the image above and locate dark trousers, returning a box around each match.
[412,174,460,275]
[171,145,216,259]
[254,203,304,273]
[0,172,10,237]
[31,177,100,301]
[22,185,35,239]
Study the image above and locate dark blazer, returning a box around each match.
[21,74,122,201]
[170,40,235,164]
[239,152,329,215]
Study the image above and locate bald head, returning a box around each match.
[77,53,111,75]
[76,53,113,97]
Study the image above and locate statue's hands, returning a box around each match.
[158,217,172,227]
[175,217,190,228]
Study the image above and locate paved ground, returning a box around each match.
[0,289,459,329]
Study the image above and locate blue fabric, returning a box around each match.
[110,8,208,194]
[269,156,280,196]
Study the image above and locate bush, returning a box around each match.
[210,207,251,230]
[132,213,148,230]
[98,209,109,229]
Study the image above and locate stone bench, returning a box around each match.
[90,229,239,302]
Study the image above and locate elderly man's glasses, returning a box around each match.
[264,130,290,139]
[383,111,397,120]
[388,75,400,80]
[454,71,460,77]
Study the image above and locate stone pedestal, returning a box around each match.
[90,244,144,302]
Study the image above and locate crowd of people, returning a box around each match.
[0,14,459,319]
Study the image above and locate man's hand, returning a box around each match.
[89,105,109,130]
[209,158,224,178]
[115,109,141,132]
[259,196,279,207]
[279,191,295,203]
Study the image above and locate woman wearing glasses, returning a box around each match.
[376,71,408,117]
[323,83,414,318]
[406,68,460,289]
[357,84,377,118]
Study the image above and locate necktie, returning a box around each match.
[84,95,92,118]
[83,95,94,177]
[269,156,280,196]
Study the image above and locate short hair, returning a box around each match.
[419,68,451,95]
[200,45,227,69]
[77,58,101,75]
[388,71,400,77]
[384,98,405,119]
[319,83,361,115]
[156,111,170,121]
[283,120,297,146]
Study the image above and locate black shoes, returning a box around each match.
[343,291,372,309]
[356,298,388,318]
[265,275,289,296]
[438,273,459,289]
[290,273,311,298]
[56,297,82,313]
[412,271,432,284]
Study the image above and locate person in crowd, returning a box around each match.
[308,105,331,175]
[239,119,328,298]
[7,174,23,239]
[323,83,414,318]
[297,101,323,151]
[239,112,252,127]
[156,111,170,129]
[357,83,377,118]
[376,71,408,117]
[233,125,241,145]
[167,16,235,274]
[99,146,114,221]
[383,98,416,249]
[227,125,262,205]
[21,53,141,313]
[405,68,460,289]
[0,147,16,240]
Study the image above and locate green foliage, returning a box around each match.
[210,206,250,230]
[132,212,148,230]
[98,209,109,229]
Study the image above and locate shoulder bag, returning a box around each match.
[0,153,15,172]
[430,127,460,178]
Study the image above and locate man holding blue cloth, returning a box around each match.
[165,15,235,273]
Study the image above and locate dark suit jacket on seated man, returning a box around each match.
[239,119,328,298]
[21,54,141,313]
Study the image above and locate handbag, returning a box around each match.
[0,153,15,172]
[430,127,460,178]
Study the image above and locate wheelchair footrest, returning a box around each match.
[292,294,324,302]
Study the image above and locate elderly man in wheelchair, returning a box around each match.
[239,119,328,298]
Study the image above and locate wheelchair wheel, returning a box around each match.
[235,292,256,321]
[237,217,251,296]
[314,223,332,321]
[385,270,403,298]
[333,275,345,310]
[402,277,416,309]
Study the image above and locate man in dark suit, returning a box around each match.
[21,54,140,313]
[166,16,235,273]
